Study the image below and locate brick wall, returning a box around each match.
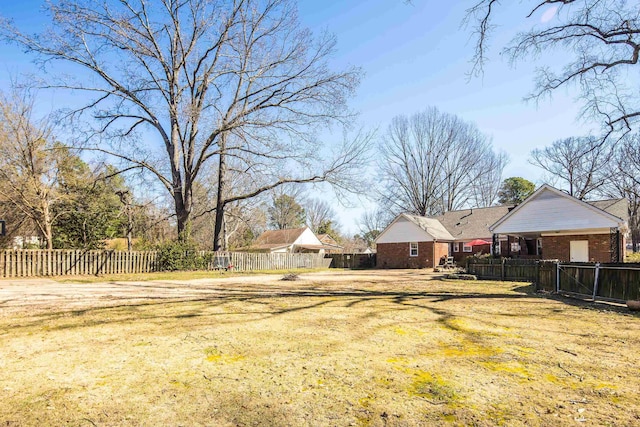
[451,243,492,263]
[377,241,438,268]
[541,234,619,262]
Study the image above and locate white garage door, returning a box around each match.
[570,240,589,262]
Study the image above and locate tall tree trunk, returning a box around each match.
[126,205,133,252]
[170,118,192,240]
[213,136,227,251]
[41,199,53,250]
[174,192,189,238]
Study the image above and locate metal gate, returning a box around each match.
[557,263,640,303]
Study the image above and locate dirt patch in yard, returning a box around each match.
[1,270,639,426]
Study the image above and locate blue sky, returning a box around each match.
[296,0,594,232]
[0,1,596,234]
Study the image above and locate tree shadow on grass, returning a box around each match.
[1,281,542,337]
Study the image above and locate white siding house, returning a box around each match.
[490,185,627,262]
[490,185,625,236]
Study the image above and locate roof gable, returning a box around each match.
[255,227,307,247]
[317,233,342,248]
[375,214,454,244]
[490,185,625,234]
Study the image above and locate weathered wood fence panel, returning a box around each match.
[0,250,160,277]
[466,258,538,282]
[0,250,329,278]
[326,253,376,269]
[537,262,557,292]
[467,258,640,304]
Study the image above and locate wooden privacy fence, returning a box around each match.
[467,258,640,303]
[0,250,159,277]
[0,250,331,278]
[466,258,545,282]
[325,253,376,269]
[212,252,332,272]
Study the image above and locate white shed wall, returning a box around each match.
[376,217,433,244]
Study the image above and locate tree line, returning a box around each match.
[0,0,639,254]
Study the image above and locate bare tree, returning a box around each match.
[602,134,640,252]
[0,89,60,249]
[191,163,267,250]
[378,106,504,216]
[470,150,508,207]
[357,207,391,246]
[529,136,610,199]
[1,0,368,249]
[466,1,640,135]
[304,198,336,234]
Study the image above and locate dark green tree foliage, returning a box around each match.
[155,237,212,271]
[52,153,126,249]
[497,177,535,205]
[268,195,306,230]
[316,220,341,242]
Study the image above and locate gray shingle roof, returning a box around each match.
[586,198,628,222]
[433,206,514,240]
[403,214,456,241]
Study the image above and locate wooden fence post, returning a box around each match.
[556,262,560,293]
[501,258,505,281]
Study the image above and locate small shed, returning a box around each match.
[490,185,627,262]
[375,213,454,268]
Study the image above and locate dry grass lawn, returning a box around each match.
[1,270,639,426]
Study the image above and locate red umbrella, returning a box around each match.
[467,239,491,246]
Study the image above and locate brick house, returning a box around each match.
[375,185,628,268]
[375,214,454,268]
[490,185,627,262]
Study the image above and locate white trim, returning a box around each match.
[409,242,418,257]
[490,185,625,232]
[375,214,432,244]
[453,242,459,252]
[540,229,611,236]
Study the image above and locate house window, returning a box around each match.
[453,242,459,252]
[511,242,521,252]
[463,242,472,253]
[537,238,543,256]
[410,242,418,257]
